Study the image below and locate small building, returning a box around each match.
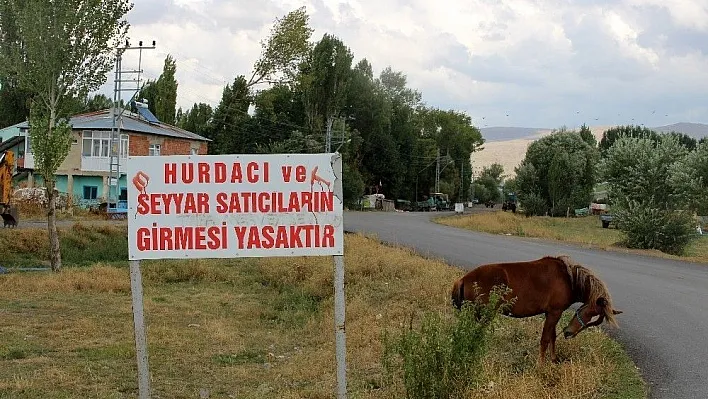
[0,107,210,208]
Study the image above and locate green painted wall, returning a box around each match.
[73,175,104,199]
[13,171,129,209]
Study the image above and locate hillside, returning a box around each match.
[652,123,708,139]
[472,123,708,179]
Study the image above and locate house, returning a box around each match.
[0,106,211,208]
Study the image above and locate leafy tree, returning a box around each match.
[0,0,31,127]
[0,83,30,127]
[515,128,598,216]
[600,135,697,254]
[135,78,156,106]
[599,125,658,156]
[479,163,505,184]
[136,55,177,124]
[206,75,251,154]
[0,0,132,271]
[513,162,545,216]
[302,33,353,140]
[579,123,596,148]
[598,125,697,156]
[247,6,313,88]
[665,131,697,152]
[668,140,708,215]
[601,135,688,209]
[154,54,178,124]
[177,102,213,135]
[81,93,113,113]
[476,175,501,203]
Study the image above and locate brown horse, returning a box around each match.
[451,255,623,364]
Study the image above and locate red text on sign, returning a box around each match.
[164,161,270,184]
[136,222,228,251]
[281,165,307,183]
[215,191,333,213]
[233,224,335,249]
[136,193,209,215]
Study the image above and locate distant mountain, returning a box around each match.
[479,122,708,143]
[473,122,707,179]
[650,123,708,140]
[479,127,549,142]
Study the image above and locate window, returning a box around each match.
[149,144,161,156]
[82,131,128,157]
[120,135,128,158]
[83,186,98,200]
[119,188,127,201]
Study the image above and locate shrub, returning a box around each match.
[615,200,697,255]
[382,285,510,398]
[520,192,547,217]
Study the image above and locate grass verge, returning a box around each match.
[436,211,708,264]
[0,227,647,398]
[0,222,128,268]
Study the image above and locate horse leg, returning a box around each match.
[539,310,563,365]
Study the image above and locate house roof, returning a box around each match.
[10,107,211,142]
[0,135,24,153]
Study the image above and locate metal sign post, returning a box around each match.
[333,254,347,398]
[129,260,151,399]
[331,159,347,398]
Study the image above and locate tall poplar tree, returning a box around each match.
[0,0,133,271]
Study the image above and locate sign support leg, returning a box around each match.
[130,259,151,399]
[333,254,347,399]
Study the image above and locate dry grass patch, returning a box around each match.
[438,211,708,264]
[0,222,128,268]
[0,232,645,398]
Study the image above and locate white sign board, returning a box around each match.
[454,203,464,214]
[127,153,344,260]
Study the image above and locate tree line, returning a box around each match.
[504,123,707,254]
[135,8,484,207]
[2,7,484,208]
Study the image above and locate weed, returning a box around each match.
[382,285,511,398]
[213,349,267,366]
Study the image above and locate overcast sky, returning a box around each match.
[100,0,708,129]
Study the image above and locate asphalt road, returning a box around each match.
[344,210,708,399]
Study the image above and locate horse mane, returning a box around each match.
[556,255,619,327]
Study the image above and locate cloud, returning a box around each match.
[94,0,708,128]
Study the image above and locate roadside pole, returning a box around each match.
[129,260,150,399]
[333,254,347,398]
[332,161,347,398]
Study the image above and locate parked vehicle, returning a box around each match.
[502,193,517,213]
[415,193,452,211]
[600,214,614,228]
[430,192,452,211]
[0,150,19,227]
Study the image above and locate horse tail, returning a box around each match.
[452,279,464,309]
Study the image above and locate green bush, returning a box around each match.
[615,200,697,255]
[382,285,510,399]
[520,192,547,217]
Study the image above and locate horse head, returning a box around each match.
[563,297,623,339]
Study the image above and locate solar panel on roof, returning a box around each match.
[132,101,160,124]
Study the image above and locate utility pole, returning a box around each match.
[111,40,156,399]
[435,148,440,193]
[460,161,464,201]
[325,116,333,152]
[109,40,156,212]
